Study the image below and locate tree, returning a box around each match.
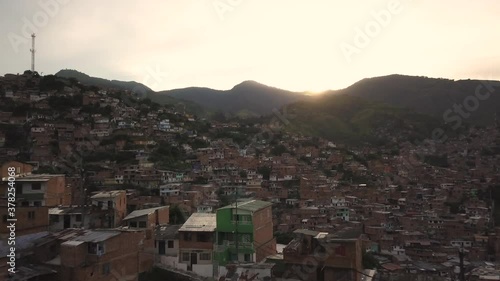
[257,166,272,180]
[362,252,379,269]
[216,188,230,207]
[275,232,295,244]
[271,144,287,156]
[169,205,186,224]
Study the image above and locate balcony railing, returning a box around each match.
[231,220,252,225]
[215,240,253,252]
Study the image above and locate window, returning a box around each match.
[88,242,105,255]
[102,263,110,275]
[197,233,209,242]
[244,254,251,262]
[28,211,35,220]
[334,245,346,257]
[242,234,251,243]
[230,253,238,261]
[34,201,41,207]
[129,221,137,228]
[21,201,29,207]
[75,214,82,222]
[181,252,190,262]
[167,240,174,248]
[233,215,251,224]
[139,221,147,228]
[50,215,59,223]
[184,232,192,241]
[32,183,41,190]
[200,253,211,261]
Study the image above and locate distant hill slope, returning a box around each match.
[55,69,206,116]
[286,94,446,144]
[56,69,153,93]
[157,80,307,116]
[335,75,500,126]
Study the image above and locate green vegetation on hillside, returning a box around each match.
[285,94,443,144]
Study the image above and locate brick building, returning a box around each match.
[178,213,216,277]
[90,190,127,228]
[59,229,154,281]
[282,228,364,281]
[214,200,276,266]
[122,206,169,229]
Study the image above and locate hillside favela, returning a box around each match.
[1,1,500,281]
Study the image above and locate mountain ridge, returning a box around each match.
[54,69,500,124]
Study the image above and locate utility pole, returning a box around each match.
[459,247,465,281]
[235,185,239,264]
[78,140,89,229]
[30,34,36,72]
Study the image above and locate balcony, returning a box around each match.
[231,220,252,225]
[215,240,253,252]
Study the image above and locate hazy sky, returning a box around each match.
[1,0,499,92]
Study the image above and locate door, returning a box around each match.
[158,241,166,255]
[64,215,71,228]
[190,253,198,270]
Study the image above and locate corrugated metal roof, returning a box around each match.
[218,200,272,212]
[123,206,167,221]
[73,230,120,242]
[179,213,216,232]
[155,225,182,240]
[0,231,50,256]
[91,190,125,199]
[293,229,320,237]
[2,173,64,182]
[49,207,86,215]
[62,240,85,246]
[8,264,57,281]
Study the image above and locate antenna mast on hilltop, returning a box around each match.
[30,33,36,72]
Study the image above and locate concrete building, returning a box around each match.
[214,200,276,266]
[122,206,169,229]
[178,213,217,277]
[1,173,70,207]
[282,228,364,281]
[90,190,127,228]
[49,207,90,231]
[155,224,181,260]
[59,229,154,281]
[0,173,69,236]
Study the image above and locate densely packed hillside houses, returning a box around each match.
[1,72,500,281]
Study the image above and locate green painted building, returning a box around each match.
[214,199,276,266]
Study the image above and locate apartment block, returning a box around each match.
[178,213,216,277]
[214,200,276,266]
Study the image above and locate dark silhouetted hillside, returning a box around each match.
[157,80,307,116]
